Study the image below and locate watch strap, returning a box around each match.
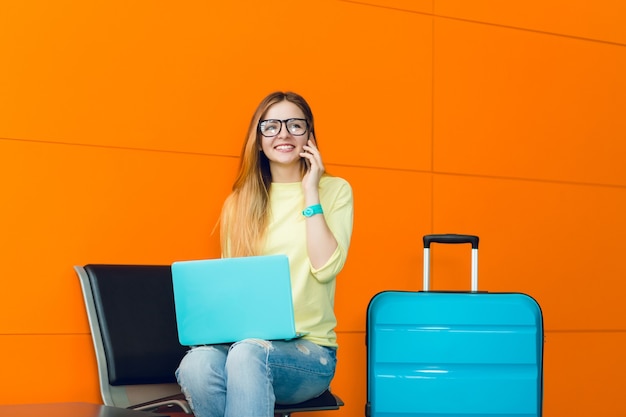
[302,204,324,217]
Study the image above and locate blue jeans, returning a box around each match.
[175,338,337,417]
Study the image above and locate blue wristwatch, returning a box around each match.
[302,204,324,217]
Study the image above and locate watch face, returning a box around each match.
[303,205,323,217]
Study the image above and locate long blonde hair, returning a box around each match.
[220,91,316,257]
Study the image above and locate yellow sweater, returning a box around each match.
[262,176,353,348]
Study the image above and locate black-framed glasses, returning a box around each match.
[258,118,308,137]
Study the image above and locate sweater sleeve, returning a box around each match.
[310,177,354,283]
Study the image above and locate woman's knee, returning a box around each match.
[225,339,272,370]
[177,345,227,384]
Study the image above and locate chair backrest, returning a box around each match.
[76,264,189,408]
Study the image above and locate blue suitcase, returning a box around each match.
[366,234,543,417]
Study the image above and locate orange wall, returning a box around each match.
[1,0,625,415]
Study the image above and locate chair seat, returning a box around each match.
[274,390,343,414]
[132,389,343,416]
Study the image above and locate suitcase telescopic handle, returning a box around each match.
[423,234,479,248]
[423,234,480,292]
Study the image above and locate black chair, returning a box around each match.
[75,264,343,417]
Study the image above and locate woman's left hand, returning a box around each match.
[300,137,325,194]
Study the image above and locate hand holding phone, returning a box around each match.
[300,136,324,192]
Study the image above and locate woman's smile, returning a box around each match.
[274,143,297,152]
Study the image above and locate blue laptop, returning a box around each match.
[171,254,305,346]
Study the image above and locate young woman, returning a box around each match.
[176,91,354,417]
